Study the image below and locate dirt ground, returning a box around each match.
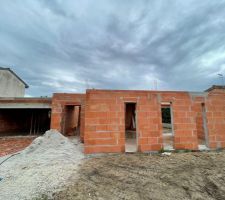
[53,151,225,200]
[0,136,36,156]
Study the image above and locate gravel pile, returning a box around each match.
[0,129,84,200]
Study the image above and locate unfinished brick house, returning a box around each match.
[0,86,225,154]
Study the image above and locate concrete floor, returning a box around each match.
[125,138,137,152]
[163,133,174,150]
[198,138,209,150]
[163,127,172,133]
[162,127,174,150]
[125,131,137,152]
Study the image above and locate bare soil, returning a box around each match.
[53,151,225,200]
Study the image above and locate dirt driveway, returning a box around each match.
[53,152,225,200]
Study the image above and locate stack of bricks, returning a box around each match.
[0,136,35,157]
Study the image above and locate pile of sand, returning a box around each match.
[0,129,84,200]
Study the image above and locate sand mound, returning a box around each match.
[0,129,84,200]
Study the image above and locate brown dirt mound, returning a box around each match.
[53,152,225,200]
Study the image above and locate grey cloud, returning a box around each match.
[0,0,225,96]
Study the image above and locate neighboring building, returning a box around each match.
[204,85,225,93]
[0,67,29,97]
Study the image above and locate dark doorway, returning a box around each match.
[125,103,137,152]
[0,108,51,136]
[63,105,81,137]
[161,104,174,150]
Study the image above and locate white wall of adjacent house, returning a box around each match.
[0,70,25,97]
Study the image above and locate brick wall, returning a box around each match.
[50,93,85,140]
[84,90,163,153]
[205,91,225,149]
[84,90,205,153]
[160,92,199,150]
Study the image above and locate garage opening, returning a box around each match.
[125,103,137,152]
[63,105,81,137]
[198,103,208,149]
[161,103,174,150]
[0,108,51,136]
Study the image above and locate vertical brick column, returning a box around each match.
[51,94,63,131]
[205,92,225,149]
[173,94,198,150]
[84,90,124,153]
[137,93,162,152]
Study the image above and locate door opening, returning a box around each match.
[63,105,81,137]
[198,103,208,149]
[161,103,174,150]
[125,103,137,152]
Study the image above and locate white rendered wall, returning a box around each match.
[0,70,25,97]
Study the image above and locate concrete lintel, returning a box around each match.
[188,92,207,97]
[0,103,51,109]
[161,101,171,106]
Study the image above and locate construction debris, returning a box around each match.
[0,130,84,200]
[162,152,172,156]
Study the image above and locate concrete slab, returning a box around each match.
[0,103,51,109]
[163,133,174,151]
[198,145,209,151]
[125,138,137,152]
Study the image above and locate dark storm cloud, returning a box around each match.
[0,0,225,96]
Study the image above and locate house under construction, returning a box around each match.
[0,68,225,153]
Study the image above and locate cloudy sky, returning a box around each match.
[0,0,225,96]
